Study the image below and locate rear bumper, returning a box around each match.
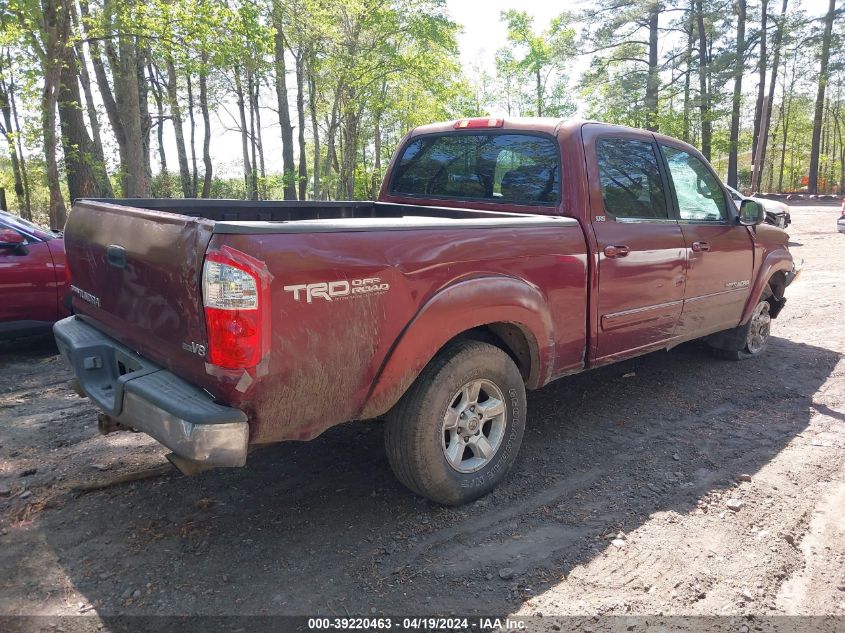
[53,316,248,467]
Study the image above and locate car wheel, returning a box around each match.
[709,297,772,361]
[384,339,526,505]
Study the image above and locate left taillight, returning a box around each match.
[202,248,267,369]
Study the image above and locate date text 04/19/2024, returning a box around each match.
[306,617,526,630]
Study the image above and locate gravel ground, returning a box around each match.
[0,206,843,626]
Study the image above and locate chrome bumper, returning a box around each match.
[785,260,803,287]
[53,316,248,468]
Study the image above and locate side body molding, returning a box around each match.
[358,276,556,420]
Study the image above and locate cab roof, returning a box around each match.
[409,117,586,137]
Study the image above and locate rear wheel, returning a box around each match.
[384,340,526,505]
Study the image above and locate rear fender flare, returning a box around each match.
[359,276,555,419]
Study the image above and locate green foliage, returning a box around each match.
[493,10,576,118]
[0,156,58,224]
[1,0,844,214]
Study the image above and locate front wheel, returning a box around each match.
[384,340,526,505]
[708,297,772,360]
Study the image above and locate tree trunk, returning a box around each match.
[0,98,24,213]
[308,64,321,200]
[273,20,297,200]
[41,0,68,228]
[107,0,150,198]
[839,110,845,194]
[295,54,307,200]
[186,71,198,197]
[0,77,27,215]
[682,4,694,143]
[79,0,128,186]
[727,0,746,188]
[751,96,769,192]
[751,0,768,163]
[372,111,382,199]
[778,47,798,191]
[252,75,267,199]
[43,78,66,228]
[137,46,153,192]
[840,144,845,194]
[759,0,787,184]
[6,64,31,219]
[778,99,788,191]
[199,58,212,198]
[831,103,838,189]
[324,90,340,187]
[696,0,711,160]
[233,68,254,200]
[148,64,171,197]
[339,98,359,199]
[645,5,660,132]
[69,0,112,197]
[808,0,835,194]
[247,70,258,200]
[58,51,112,200]
[166,60,192,198]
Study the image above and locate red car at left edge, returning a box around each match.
[0,210,70,339]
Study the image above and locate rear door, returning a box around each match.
[64,201,215,371]
[582,125,687,363]
[657,143,754,339]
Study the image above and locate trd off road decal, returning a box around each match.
[283,277,390,303]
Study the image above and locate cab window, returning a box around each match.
[390,133,560,206]
[596,138,668,220]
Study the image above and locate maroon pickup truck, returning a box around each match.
[55,118,799,505]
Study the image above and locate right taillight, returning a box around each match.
[202,247,268,369]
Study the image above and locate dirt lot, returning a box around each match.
[0,206,843,626]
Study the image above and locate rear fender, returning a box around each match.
[742,245,792,323]
[358,276,555,419]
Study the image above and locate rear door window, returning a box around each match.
[595,138,669,220]
[390,133,560,205]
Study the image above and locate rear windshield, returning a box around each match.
[390,133,560,206]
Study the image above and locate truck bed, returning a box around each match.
[65,198,589,444]
[79,199,556,226]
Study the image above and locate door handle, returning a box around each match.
[604,244,630,258]
[106,244,126,268]
[691,241,711,253]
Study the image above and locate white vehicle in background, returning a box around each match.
[838,197,845,234]
[726,185,791,229]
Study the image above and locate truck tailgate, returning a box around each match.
[64,201,214,373]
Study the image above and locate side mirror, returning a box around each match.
[738,199,765,226]
[0,228,26,250]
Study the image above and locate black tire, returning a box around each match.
[707,292,773,361]
[384,339,526,505]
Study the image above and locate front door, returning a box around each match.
[658,143,754,339]
[0,225,59,326]
[583,126,687,363]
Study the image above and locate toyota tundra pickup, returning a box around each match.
[54,118,800,505]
